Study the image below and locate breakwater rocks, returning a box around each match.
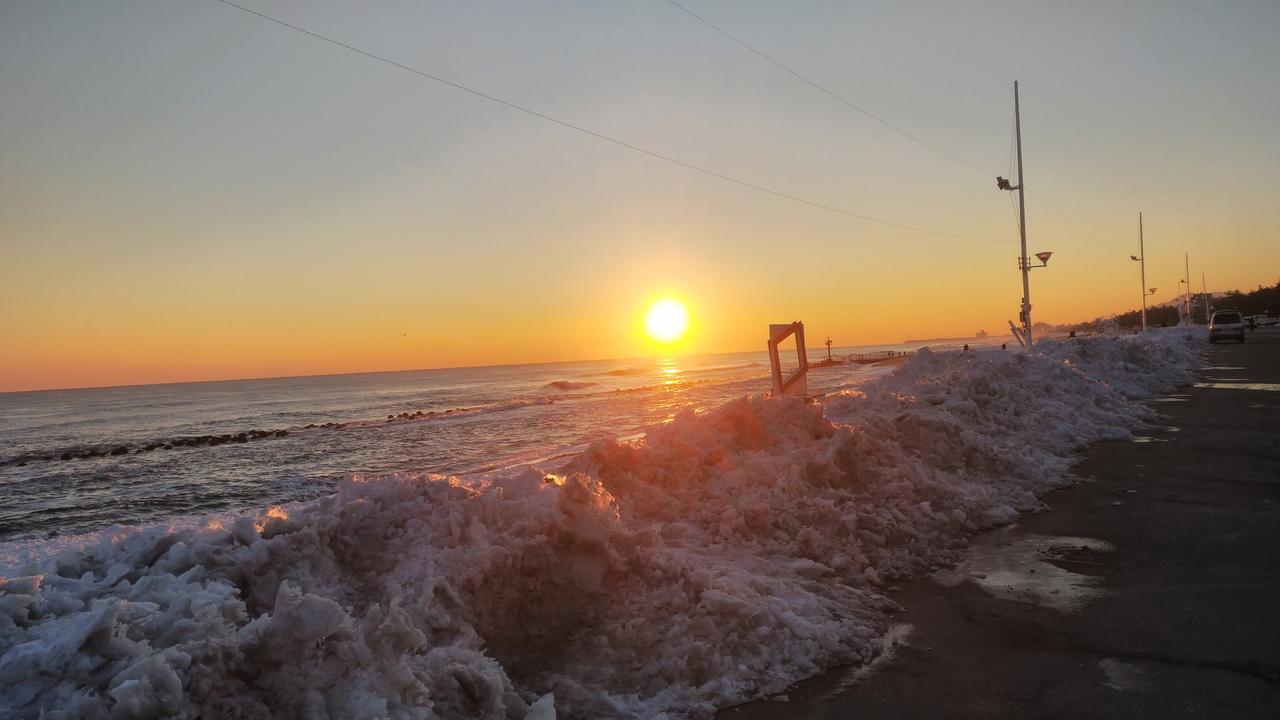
[4,429,290,468]
[6,398,558,470]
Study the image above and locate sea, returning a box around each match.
[0,339,989,546]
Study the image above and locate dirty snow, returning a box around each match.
[0,329,1202,719]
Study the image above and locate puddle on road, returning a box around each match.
[934,530,1114,612]
[1099,658,1152,692]
[1194,382,1280,392]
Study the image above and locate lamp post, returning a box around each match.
[1130,212,1149,332]
[1184,253,1193,324]
[1202,272,1210,324]
[1179,278,1190,325]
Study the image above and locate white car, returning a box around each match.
[1209,310,1246,343]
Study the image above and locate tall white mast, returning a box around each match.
[1184,253,1192,324]
[1014,81,1031,349]
[1202,271,1210,323]
[1139,213,1147,332]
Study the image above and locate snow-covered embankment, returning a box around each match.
[0,329,1202,719]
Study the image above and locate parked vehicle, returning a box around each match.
[1209,310,1246,343]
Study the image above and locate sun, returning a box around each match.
[644,299,689,344]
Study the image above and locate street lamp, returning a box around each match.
[1132,213,1149,332]
[1020,251,1053,270]
[1179,278,1189,325]
[1132,253,1148,331]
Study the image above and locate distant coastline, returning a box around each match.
[900,334,986,344]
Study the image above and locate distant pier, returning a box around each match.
[847,350,911,364]
[809,349,913,367]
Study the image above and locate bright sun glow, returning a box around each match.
[644,299,689,344]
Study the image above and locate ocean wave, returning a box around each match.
[341,397,558,429]
[2,398,563,469]
[0,329,1203,719]
[679,361,766,376]
[591,361,764,380]
[544,381,598,391]
[592,366,650,377]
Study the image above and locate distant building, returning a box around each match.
[975,329,988,338]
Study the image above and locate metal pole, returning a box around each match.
[1014,81,1032,350]
[1202,271,1210,323]
[1139,212,1147,333]
[1184,253,1191,325]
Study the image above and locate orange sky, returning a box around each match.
[2,2,1277,392]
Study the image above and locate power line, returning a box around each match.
[1006,108,1021,237]
[211,0,1001,244]
[664,0,1102,243]
[663,0,998,177]
[1025,189,1099,240]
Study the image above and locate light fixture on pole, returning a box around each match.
[1131,212,1149,332]
[1179,278,1189,325]
[1020,251,1054,271]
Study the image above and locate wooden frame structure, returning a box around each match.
[767,322,808,397]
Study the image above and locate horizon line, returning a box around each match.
[0,331,1004,396]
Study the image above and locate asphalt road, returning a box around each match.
[722,327,1280,719]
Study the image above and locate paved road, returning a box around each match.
[722,328,1280,719]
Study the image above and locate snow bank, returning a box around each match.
[1034,327,1202,398]
[0,329,1202,719]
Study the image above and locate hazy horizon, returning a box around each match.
[2,330,977,395]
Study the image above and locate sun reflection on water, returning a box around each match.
[658,359,682,385]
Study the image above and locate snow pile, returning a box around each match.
[1034,327,1202,398]
[0,330,1202,719]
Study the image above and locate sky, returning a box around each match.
[2,0,1278,392]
